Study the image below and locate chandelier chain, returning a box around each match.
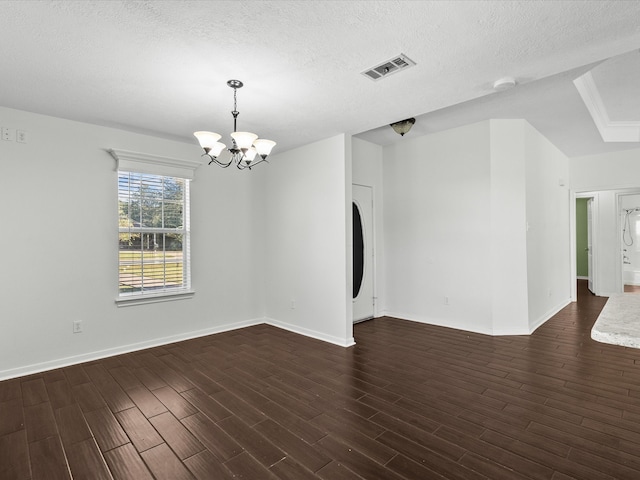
[231,86,239,132]
[233,87,237,113]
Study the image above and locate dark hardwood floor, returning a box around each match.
[3,281,640,479]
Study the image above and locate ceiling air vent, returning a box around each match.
[361,54,416,81]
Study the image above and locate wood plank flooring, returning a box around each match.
[2,281,640,479]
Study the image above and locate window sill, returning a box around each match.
[115,290,195,307]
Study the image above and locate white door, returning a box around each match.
[587,197,594,293]
[353,184,374,322]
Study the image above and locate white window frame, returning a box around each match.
[109,149,201,306]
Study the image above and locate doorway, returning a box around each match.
[619,193,640,293]
[587,197,594,293]
[352,184,374,322]
[575,194,597,297]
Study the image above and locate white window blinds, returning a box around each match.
[110,149,198,302]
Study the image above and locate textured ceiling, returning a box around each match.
[1,0,640,157]
[356,54,640,158]
[591,50,640,122]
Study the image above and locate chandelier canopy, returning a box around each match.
[194,80,276,170]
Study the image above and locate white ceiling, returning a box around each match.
[592,50,640,122]
[1,0,640,158]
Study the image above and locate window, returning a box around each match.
[110,149,200,305]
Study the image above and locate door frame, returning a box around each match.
[615,190,640,293]
[587,197,595,293]
[572,192,599,300]
[352,183,377,321]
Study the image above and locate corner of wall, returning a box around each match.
[522,121,572,332]
[264,317,355,348]
[263,134,352,348]
[527,298,572,335]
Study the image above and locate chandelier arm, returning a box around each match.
[236,156,268,170]
[248,157,268,168]
[230,151,244,167]
[217,158,234,168]
[235,154,249,170]
[204,153,233,168]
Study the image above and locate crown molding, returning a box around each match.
[574,71,640,143]
[108,149,203,179]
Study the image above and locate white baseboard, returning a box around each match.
[381,310,495,336]
[0,317,359,381]
[528,299,572,334]
[0,318,264,381]
[577,276,589,280]
[382,304,573,337]
[265,317,355,347]
[598,291,618,297]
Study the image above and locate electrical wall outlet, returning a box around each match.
[290,299,296,309]
[2,127,27,142]
[73,320,82,333]
[2,127,15,141]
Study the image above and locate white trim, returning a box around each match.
[265,317,356,347]
[597,291,619,297]
[574,72,640,143]
[353,183,378,318]
[381,310,498,336]
[352,183,376,322]
[116,169,192,304]
[0,318,357,381]
[109,148,202,179]
[527,299,572,334]
[380,305,573,337]
[588,195,598,295]
[116,290,195,307]
[0,318,264,381]
[570,191,577,302]
[574,192,599,296]
[615,190,640,294]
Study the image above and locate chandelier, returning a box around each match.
[194,80,276,170]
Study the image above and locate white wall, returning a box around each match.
[571,147,640,296]
[381,119,572,335]
[351,138,385,316]
[263,134,353,346]
[0,106,266,379]
[523,122,571,331]
[383,121,494,334]
[489,120,529,334]
[571,147,640,192]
